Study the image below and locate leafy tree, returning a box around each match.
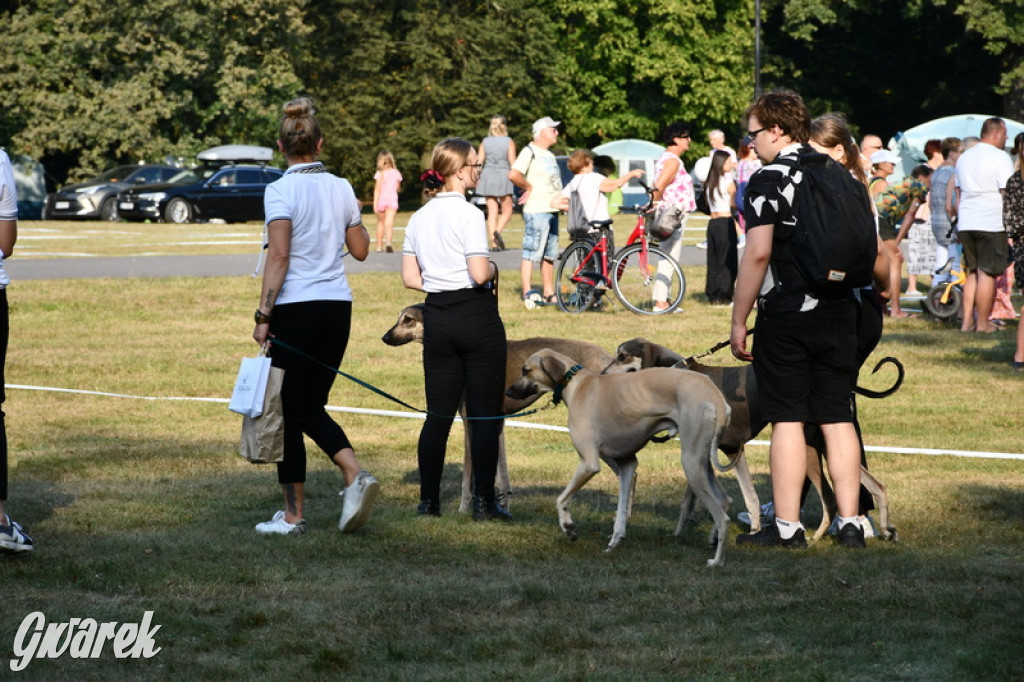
[553,0,756,153]
[0,0,308,181]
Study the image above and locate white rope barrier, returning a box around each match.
[8,383,1024,461]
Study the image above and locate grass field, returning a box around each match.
[0,220,1022,680]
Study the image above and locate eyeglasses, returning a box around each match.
[747,127,768,138]
[464,163,483,170]
[677,134,691,140]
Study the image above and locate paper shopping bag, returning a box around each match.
[229,350,272,418]
[239,366,285,463]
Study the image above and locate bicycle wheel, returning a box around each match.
[611,244,685,315]
[923,284,961,320]
[555,240,601,313]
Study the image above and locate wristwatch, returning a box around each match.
[254,309,272,325]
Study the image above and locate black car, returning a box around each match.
[117,165,284,223]
[46,164,182,221]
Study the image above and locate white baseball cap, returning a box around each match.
[870,149,898,166]
[532,116,561,135]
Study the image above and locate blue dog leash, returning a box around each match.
[268,336,548,421]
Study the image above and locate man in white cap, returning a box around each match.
[509,116,563,307]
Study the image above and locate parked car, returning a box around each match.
[46,164,182,221]
[116,165,283,223]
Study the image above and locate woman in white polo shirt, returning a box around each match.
[402,138,509,521]
[251,97,379,536]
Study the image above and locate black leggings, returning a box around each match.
[418,288,506,502]
[268,300,353,485]
[705,216,738,303]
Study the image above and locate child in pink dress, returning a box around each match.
[374,151,402,252]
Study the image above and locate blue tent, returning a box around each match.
[592,139,663,210]
[887,114,1024,178]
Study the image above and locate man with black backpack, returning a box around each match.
[730,89,875,549]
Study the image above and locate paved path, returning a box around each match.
[6,245,709,280]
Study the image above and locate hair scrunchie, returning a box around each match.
[421,169,444,190]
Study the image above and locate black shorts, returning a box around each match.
[959,231,1009,277]
[752,300,858,424]
[878,216,898,242]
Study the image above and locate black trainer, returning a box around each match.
[417,500,440,517]
[836,522,866,548]
[736,522,807,548]
[472,496,513,522]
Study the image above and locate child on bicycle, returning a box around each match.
[550,148,643,251]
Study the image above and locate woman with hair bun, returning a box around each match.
[402,138,510,521]
[252,97,379,537]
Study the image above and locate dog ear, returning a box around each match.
[537,350,567,387]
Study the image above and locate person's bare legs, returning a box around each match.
[279,448,360,525]
[961,270,977,330]
[496,195,514,236]
[769,422,808,525]
[374,210,385,251]
[974,270,997,332]
[521,260,534,297]
[886,241,906,316]
[331,447,361,488]
[820,422,861,518]
[383,207,397,251]
[486,197,499,246]
[540,259,555,299]
[1015,305,1024,365]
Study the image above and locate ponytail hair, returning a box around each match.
[422,138,473,198]
[278,97,322,158]
[810,112,867,186]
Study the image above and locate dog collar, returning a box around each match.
[552,364,584,405]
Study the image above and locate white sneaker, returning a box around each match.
[255,510,306,536]
[0,516,34,552]
[859,514,877,539]
[696,240,708,249]
[339,470,380,533]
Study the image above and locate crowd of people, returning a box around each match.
[2,94,1021,552]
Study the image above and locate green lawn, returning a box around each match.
[0,228,1021,680]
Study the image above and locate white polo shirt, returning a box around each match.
[0,151,17,289]
[403,192,490,293]
[955,142,1014,233]
[263,163,362,304]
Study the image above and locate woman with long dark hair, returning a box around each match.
[704,149,738,304]
[252,97,379,536]
[402,138,510,520]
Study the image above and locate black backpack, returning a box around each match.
[775,149,877,296]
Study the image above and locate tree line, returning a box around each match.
[0,0,1018,202]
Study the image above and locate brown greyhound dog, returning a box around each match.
[382,303,614,512]
[507,348,733,567]
[602,337,902,541]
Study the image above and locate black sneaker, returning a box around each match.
[472,497,513,522]
[836,522,866,548]
[417,500,440,517]
[736,522,807,548]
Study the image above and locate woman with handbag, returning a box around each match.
[650,122,697,312]
[401,138,510,520]
[252,97,379,536]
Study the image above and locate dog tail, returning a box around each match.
[853,357,904,399]
[709,402,733,473]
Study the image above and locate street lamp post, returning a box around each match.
[754,0,762,97]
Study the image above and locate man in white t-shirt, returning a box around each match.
[954,117,1013,332]
[509,117,563,307]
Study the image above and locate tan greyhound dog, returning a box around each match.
[382,303,614,512]
[507,348,733,567]
[603,337,901,541]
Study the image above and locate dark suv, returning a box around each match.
[117,165,284,223]
[46,164,182,221]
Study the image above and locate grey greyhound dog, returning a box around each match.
[507,348,733,567]
[382,303,614,512]
[602,337,902,541]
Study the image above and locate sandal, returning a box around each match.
[493,232,506,251]
[542,294,557,305]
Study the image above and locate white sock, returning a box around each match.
[838,515,861,530]
[775,517,804,539]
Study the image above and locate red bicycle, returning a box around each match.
[555,181,685,315]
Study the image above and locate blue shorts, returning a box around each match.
[522,212,560,263]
